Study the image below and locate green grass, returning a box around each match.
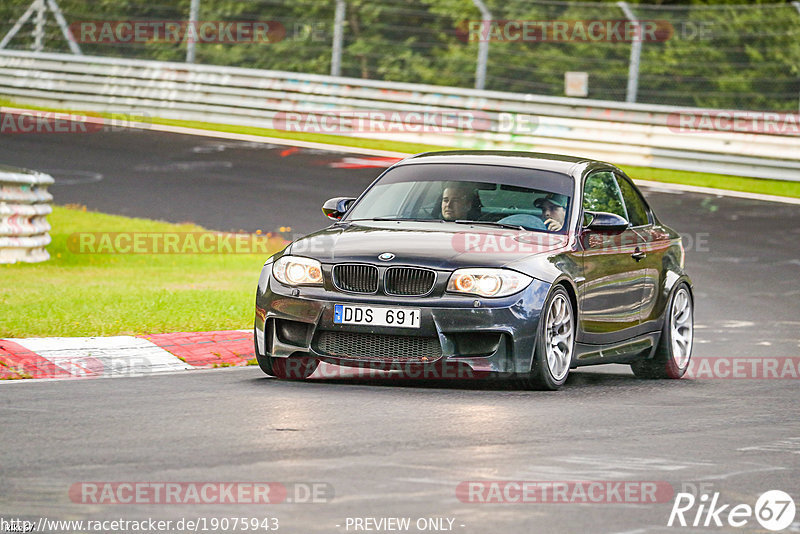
[0,206,284,338]
[3,98,799,199]
[618,165,800,199]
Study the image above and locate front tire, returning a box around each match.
[257,352,319,379]
[631,283,693,379]
[518,285,575,390]
[254,326,319,379]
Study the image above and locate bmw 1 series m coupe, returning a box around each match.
[254,151,693,390]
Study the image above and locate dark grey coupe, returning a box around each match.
[254,151,693,390]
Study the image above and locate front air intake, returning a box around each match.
[314,331,442,362]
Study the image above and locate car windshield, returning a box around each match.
[345,163,573,233]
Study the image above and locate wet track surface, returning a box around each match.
[2,367,798,533]
[1,129,799,532]
[0,129,378,235]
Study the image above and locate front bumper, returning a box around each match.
[255,268,551,374]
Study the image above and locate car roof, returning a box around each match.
[397,150,604,175]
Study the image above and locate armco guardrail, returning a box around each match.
[0,50,798,180]
[0,165,53,264]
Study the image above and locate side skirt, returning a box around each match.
[572,332,659,367]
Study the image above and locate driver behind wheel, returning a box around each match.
[436,183,482,221]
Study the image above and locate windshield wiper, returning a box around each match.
[453,220,526,231]
[365,217,443,222]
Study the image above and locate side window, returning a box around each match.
[582,171,627,220]
[615,174,650,227]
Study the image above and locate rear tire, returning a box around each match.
[631,283,693,379]
[518,286,574,391]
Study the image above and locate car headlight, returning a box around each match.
[446,268,532,298]
[272,256,324,286]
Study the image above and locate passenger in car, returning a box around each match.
[535,193,568,232]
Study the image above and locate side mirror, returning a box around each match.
[322,197,356,220]
[583,210,630,233]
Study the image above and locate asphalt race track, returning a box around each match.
[0,128,382,235]
[1,128,799,533]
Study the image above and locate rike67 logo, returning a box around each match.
[668,490,795,531]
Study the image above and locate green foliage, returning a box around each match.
[1,0,797,109]
[583,171,625,217]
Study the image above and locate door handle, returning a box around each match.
[631,248,647,261]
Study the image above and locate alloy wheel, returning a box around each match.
[545,293,573,380]
[670,287,693,369]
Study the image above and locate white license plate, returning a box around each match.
[333,304,421,328]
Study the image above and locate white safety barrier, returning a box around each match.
[0,50,798,180]
[0,165,53,263]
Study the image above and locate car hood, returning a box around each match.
[286,221,569,271]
